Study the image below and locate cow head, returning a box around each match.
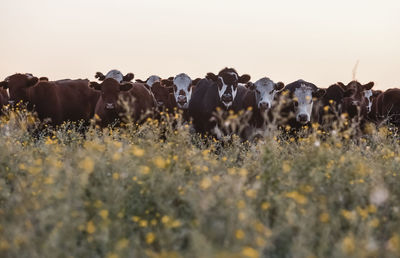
[95,70,134,83]
[206,68,250,109]
[340,81,374,116]
[151,81,174,108]
[90,78,133,110]
[162,73,194,109]
[0,73,39,105]
[285,80,326,124]
[248,77,284,112]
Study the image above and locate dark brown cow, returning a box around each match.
[90,77,156,127]
[0,88,9,115]
[150,81,177,111]
[0,73,100,125]
[369,88,400,127]
[340,81,374,121]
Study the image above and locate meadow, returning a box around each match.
[0,107,399,258]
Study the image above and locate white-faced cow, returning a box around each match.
[161,73,201,110]
[243,77,284,128]
[282,80,326,130]
[188,68,251,136]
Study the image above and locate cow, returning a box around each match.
[94,69,134,83]
[188,68,251,137]
[0,88,9,115]
[369,88,400,127]
[280,80,326,131]
[317,83,355,128]
[242,77,285,128]
[0,73,100,125]
[136,75,162,88]
[89,74,156,127]
[340,81,374,126]
[161,73,201,110]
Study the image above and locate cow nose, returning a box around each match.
[105,103,115,109]
[177,95,187,104]
[259,102,270,110]
[8,100,15,105]
[221,94,233,103]
[298,114,308,123]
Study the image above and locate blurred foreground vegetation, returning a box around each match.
[0,108,399,258]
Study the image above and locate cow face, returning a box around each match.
[151,81,174,108]
[285,80,326,124]
[364,89,373,113]
[250,78,284,112]
[0,73,38,105]
[162,73,193,109]
[90,78,132,110]
[207,68,251,109]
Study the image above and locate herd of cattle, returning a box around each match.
[0,68,399,139]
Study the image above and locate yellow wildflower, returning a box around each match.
[153,156,166,169]
[319,212,330,223]
[341,235,355,254]
[242,247,259,258]
[79,157,94,174]
[146,232,156,244]
[200,177,212,190]
[285,191,307,204]
[132,146,145,157]
[99,210,109,220]
[235,229,245,239]
[86,220,96,234]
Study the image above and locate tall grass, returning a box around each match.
[0,107,399,258]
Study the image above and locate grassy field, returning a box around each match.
[0,108,399,258]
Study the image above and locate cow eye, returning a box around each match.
[269,90,274,94]
[256,90,260,94]
[294,102,298,107]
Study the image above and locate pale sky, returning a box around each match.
[1,0,399,90]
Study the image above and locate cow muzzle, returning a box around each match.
[8,100,15,106]
[221,94,233,103]
[297,114,309,124]
[259,102,270,111]
[177,95,187,105]
[105,103,115,110]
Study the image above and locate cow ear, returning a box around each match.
[337,82,346,89]
[89,81,102,91]
[95,72,106,81]
[246,82,256,90]
[120,83,133,91]
[123,73,134,82]
[162,79,173,87]
[0,81,8,89]
[27,77,39,87]
[312,88,326,98]
[167,76,174,81]
[343,89,355,98]
[364,81,374,90]
[136,79,146,83]
[206,73,218,82]
[238,74,251,83]
[192,78,201,86]
[39,77,49,81]
[274,82,285,91]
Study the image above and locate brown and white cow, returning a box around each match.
[340,81,374,121]
[242,77,284,128]
[161,74,201,110]
[0,73,100,125]
[89,72,156,127]
[280,80,326,130]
